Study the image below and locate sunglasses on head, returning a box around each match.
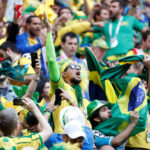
[64,64,81,72]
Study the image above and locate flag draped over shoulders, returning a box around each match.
[85,48,147,136]
[94,76,148,136]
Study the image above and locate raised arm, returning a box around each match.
[112,111,139,147]
[23,59,41,99]
[23,97,52,142]
[44,13,60,82]
[15,36,44,54]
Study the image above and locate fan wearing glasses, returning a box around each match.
[62,64,81,85]
[44,14,90,133]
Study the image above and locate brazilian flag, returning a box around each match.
[95,76,148,136]
[101,55,144,82]
[85,47,117,104]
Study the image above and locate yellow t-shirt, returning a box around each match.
[0,137,17,150]
[11,133,47,150]
[50,76,90,133]
[28,37,41,58]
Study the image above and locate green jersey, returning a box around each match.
[94,15,144,58]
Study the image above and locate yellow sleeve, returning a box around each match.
[55,21,91,46]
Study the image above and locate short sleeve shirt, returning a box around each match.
[95,15,144,57]
[10,133,47,150]
[94,130,126,150]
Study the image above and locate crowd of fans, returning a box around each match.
[0,0,150,149]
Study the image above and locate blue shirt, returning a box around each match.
[44,126,94,150]
[94,130,126,150]
[15,32,48,78]
[0,83,17,101]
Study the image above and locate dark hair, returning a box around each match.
[0,41,20,54]
[26,105,42,126]
[62,32,77,43]
[6,22,20,43]
[36,78,50,102]
[89,109,100,129]
[26,15,40,24]
[93,6,109,21]
[54,0,61,7]
[111,0,124,8]
[143,30,150,41]
[58,7,73,17]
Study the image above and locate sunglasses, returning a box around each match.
[64,64,81,72]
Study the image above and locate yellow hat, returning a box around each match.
[92,39,109,49]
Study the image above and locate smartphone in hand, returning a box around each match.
[13,97,24,106]
[31,52,38,68]
[54,88,62,106]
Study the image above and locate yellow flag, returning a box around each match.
[34,3,57,24]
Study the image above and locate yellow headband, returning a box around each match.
[60,62,70,73]
[59,59,74,73]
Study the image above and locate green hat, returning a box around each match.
[92,39,109,49]
[87,100,108,120]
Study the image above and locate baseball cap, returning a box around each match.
[59,106,85,127]
[63,120,86,139]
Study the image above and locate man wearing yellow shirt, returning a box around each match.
[45,14,90,133]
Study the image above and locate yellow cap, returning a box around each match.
[92,39,109,49]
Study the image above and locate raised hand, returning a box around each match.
[34,58,41,77]
[130,110,139,125]
[44,12,52,32]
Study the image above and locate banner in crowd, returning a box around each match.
[85,46,117,104]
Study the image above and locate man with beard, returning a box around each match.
[15,15,47,77]
[94,0,147,61]
[44,14,90,133]
[87,100,139,150]
[0,41,35,86]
